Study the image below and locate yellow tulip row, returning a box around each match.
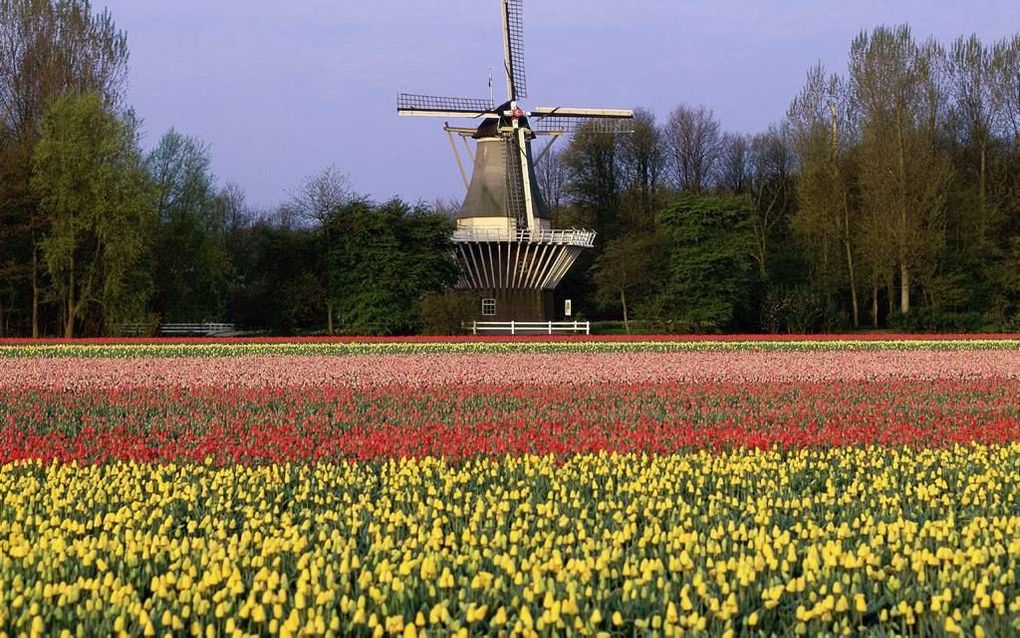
[0,447,1018,637]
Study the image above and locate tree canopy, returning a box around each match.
[1,4,1020,336]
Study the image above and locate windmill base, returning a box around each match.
[468,289,555,323]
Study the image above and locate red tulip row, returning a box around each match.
[2,378,1017,465]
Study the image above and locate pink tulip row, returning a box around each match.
[2,349,1018,390]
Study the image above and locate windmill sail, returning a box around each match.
[501,0,527,100]
[530,107,635,134]
[532,117,636,135]
[395,0,631,322]
[397,94,494,118]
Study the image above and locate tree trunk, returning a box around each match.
[899,262,910,315]
[65,251,75,338]
[842,206,859,328]
[620,288,630,335]
[896,116,910,317]
[31,238,39,339]
[979,138,986,215]
[872,281,879,328]
[886,277,895,321]
[756,241,767,280]
[844,241,859,328]
[325,225,334,336]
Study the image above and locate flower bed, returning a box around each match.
[0,343,1018,636]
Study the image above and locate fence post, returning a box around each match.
[510,320,515,335]
[472,321,477,336]
[548,321,552,335]
[585,322,590,335]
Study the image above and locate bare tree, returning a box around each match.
[431,197,460,220]
[0,0,129,133]
[664,104,722,193]
[535,146,568,224]
[717,132,750,195]
[949,35,996,212]
[562,125,621,239]
[618,108,666,221]
[217,182,249,233]
[289,165,354,334]
[991,35,1020,145]
[290,165,352,229]
[747,126,794,278]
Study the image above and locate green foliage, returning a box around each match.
[328,199,458,335]
[591,233,659,332]
[31,92,155,336]
[987,237,1020,330]
[651,194,756,331]
[228,220,323,334]
[0,0,130,336]
[761,286,849,334]
[418,291,475,335]
[146,129,232,322]
[6,5,1020,336]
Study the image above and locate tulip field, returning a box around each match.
[1,338,1019,637]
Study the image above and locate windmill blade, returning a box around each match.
[501,0,527,100]
[530,107,635,134]
[531,117,636,135]
[445,125,565,138]
[532,118,635,134]
[397,93,494,118]
[531,107,634,119]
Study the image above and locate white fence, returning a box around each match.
[117,323,236,337]
[469,321,590,335]
[159,323,236,336]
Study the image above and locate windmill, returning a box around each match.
[398,0,633,322]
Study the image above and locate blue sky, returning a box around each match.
[99,0,1020,209]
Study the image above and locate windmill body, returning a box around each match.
[398,0,633,322]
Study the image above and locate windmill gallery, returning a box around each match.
[398,0,634,325]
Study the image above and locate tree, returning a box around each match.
[289,165,354,334]
[592,233,657,333]
[0,0,129,337]
[31,92,155,337]
[535,146,568,224]
[849,25,951,316]
[788,65,863,326]
[664,104,722,194]
[226,207,323,334]
[717,133,750,195]
[418,290,476,335]
[329,199,458,335]
[948,36,998,214]
[652,194,755,331]
[747,126,795,280]
[618,108,666,225]
[146,129,232,322]
[991,35,1020,145]
[562,124,621,239]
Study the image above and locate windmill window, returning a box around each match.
[481,298,496,316]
